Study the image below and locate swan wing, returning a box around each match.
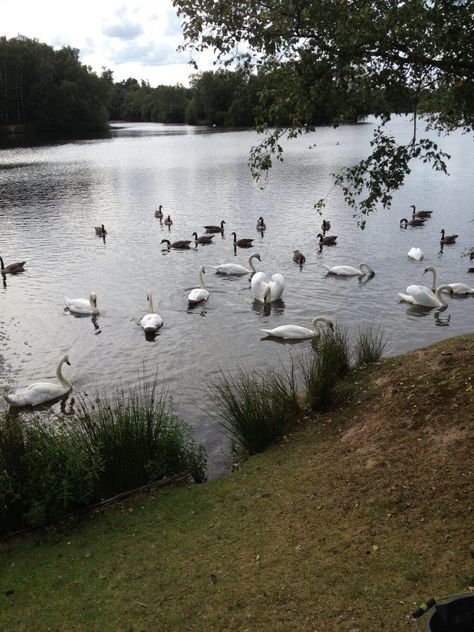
[261,325,313,339]
[398,293,416,304]
[407,247,424,260]
[140,313,163,331]
[326,266,360,276]
[443,283,473,294]
[251,272,268,302]
[268,274,285,301]
[405,285,438,306]
[188,288,209,304]
[5,382,70,407]
[65,297,92,313]
[214,263,248,275]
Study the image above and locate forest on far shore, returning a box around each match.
[1,35,416,133]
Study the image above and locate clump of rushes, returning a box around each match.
[74,380,207,497]
[300,324,351,411]
[353,323,387,366]
[0,380,206,536]
[211,364,299,458]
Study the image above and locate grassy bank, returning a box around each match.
[1,335,473,631]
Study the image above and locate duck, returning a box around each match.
[400,217,426,228]
[440,229,458,244]
[65,292,99,315]
[256,217,266,230]
[261,317,333,340]
[161,239,192,250]
[204,220,226,233]
[321,219,331,232]
[251,271,285,303]
[411,204,432,219]
[188,266,209,305]
[323,263,374,276]
[407,247,424,261]
[424,266,474,295]
[164,215,173,226]
[232,232,254,248]
[293,250,306,265]
[94,224,107,236]
[0,256,26,274]
[155,205,164,218]
[212,253,261,276]
[140,292,164,332]
[398,284,454,308]
[4,355,72,407]
[192,232,215,245]
[317,233,337,245]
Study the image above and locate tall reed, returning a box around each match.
[300,325,351,411]
[353,323,387,366]
[211,364,299,457]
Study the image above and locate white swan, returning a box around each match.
[251,271,285,303]
[212,253,261,276]
[261,317,333,340]
[140,293,163,332]
[398,284,453,308]
[188,266,209,305]
[323,263,374,276]
[65,292,99,315]
[408,247,424,261]
[4,355,72,407]
[425,266,474,295]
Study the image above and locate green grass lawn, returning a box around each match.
[1,336,473,632]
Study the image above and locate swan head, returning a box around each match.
[253,253,261,261]
[423,266,435,276]
[312,317,334,331]
[59,354,71,366]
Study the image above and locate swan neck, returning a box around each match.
[248,254,258,272]
[430,268,437,291]
[199,267,205,288]
[148,294,155,313]
[435,286,449,307]
[56,358,71,389]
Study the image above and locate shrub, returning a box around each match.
[300,325,351,411]
[211,364,299,458]
[353,323,387,366]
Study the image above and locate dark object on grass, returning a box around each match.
[412,593,474,631]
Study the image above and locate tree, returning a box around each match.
[173,0,474,225]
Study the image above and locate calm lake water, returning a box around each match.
[1,118,473,475]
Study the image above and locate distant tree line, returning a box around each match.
[0,36,416,134]
[0,36,111,132]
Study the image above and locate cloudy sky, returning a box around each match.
[0,0,214,86]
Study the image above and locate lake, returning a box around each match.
[1,118,473,476]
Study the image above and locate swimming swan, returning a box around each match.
[212,254,261,276]
[65,292,99,315]
[424,266,474,295]
[323,263,374,276]
[398,284,454,307]
[188,266,209,305]
[251,271,285,303]
[4,355,72,407]
[140,293,164,332]
[408,247,424,261]
[261,317,333,340]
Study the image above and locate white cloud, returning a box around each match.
[103,21,144,41]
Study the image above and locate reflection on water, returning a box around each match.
[1,118,473,476]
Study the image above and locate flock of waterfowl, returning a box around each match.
[2,202,473,409]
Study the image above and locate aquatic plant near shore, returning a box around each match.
[353,323,388,366]
[211,364,299,458]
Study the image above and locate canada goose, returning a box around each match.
[411,204,432,219]
[155,205,164,218]
[161,239,191,250]
[204,220,226,233]
[256,217,266,230]
[164,215,173,226]
[4,355,72,408]
[94,224,107,236]
[400,217,426,228]
[440,229,458,244]
[317,233,337,245]
[0,256,26,274]
[231,232,254,248]
[192,232,214,245]
[293,250,306,265]
[321,219,331,232]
